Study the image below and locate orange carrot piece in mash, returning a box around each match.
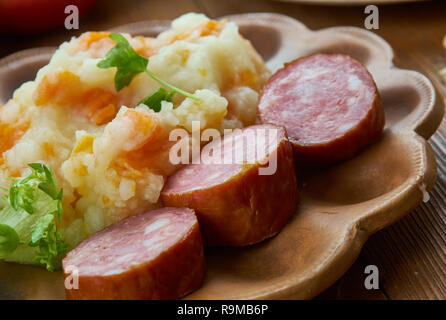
[113,110,175,175]
[174,20,226,42]
[34,71,118,126]
[0,121,29,156]
[34,71,83,106]
[81,88,117,125]
[138,20,226,58]
[91,104,116,126]
[74,32,115,56]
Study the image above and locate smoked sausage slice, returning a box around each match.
[258,53,385,167]
[162,124,298,246]
[62,207,205,300]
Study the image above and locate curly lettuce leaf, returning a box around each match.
[29,214,67,271]
[0,224,19,258]
[9,175,38,214]
[0,163,67,271]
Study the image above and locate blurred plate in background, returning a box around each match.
[274,0,427,5]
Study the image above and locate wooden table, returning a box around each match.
[1,0,445,300]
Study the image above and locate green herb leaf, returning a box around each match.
[0,163,67,271]
[139,88,175,112]
[97,33,200,101]
[8,163,63,218]
[29,214,67,271]
[97,33,148,91]
[9,176,38,214]
[0,224,19,258]
[29,214,54,245]
[28,163,60,200]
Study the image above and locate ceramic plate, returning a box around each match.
[0,13,443,299]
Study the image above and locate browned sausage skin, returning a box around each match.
[162,124,299,246]
[63,207,205,300]
[258,53,385,167]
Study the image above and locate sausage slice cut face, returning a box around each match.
[62,207,205,300]
[162,124,298,246]
[258,53,385,167]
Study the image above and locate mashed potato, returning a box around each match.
[0,13,270,246]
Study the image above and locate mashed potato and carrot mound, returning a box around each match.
[0,13,270,247]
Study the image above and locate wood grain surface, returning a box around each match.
[1,0,445,300]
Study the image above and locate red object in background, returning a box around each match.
[0,0,98,34]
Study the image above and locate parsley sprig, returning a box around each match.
[97,33,200,111]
